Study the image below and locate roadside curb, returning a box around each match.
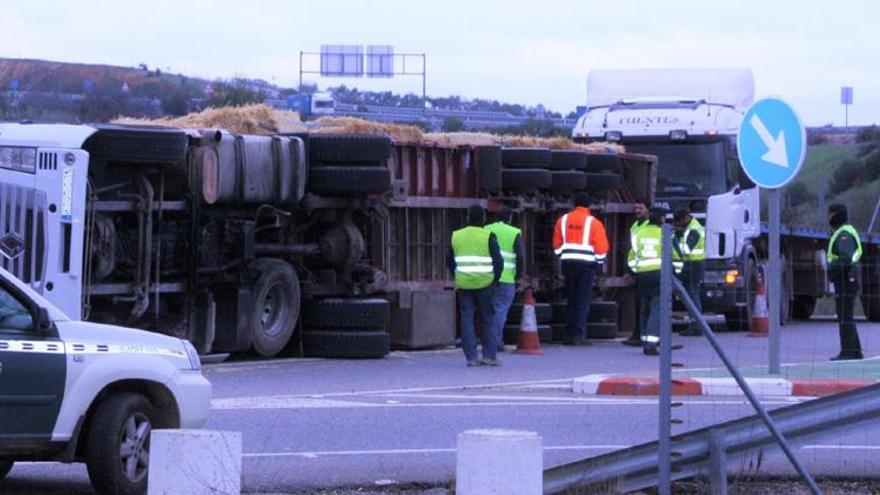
[571,374,875,397]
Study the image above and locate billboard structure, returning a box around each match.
[299,45,427,111]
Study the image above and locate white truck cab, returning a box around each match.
[0,266,211,495]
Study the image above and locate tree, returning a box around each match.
[442,117,465,132]
[206,79,266,107]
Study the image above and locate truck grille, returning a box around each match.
[0,183,48,291]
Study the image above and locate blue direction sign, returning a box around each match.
[737,97,806,189]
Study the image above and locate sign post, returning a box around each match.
[737,97,807,375]
[841,86,853,130]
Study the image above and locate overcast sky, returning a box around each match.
[2,0,877,125]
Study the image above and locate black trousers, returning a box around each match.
[562,261,596,340]
[835,294,863,357]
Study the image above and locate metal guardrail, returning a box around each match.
[543,382,880,494]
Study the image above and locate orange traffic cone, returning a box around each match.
[515,288,544,355]
[748,279,770,337]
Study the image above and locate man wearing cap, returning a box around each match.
[448,205,505,366]
[628,204,668,355]
[484,207,525,352]
[553,192,609,346]
[827,204,864,361]
[674,208,705,336]
[623,202,649,346]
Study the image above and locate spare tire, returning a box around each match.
[308,166,392,196]
[588,322,618,339]
[302,298,390,329]
[588,300,618,323]
[85,125,188,164]
[550,150,589,170]
[308,134,393,164]
[551,170,588,192]
[502,168,552,190]
[502,148,552,167]
[477,146,503,191]
[585,154,622,174]
[585,173,621,193]
[302,330,390,359]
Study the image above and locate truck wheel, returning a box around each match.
[308,167,392,195]
[501,147,552,167]
[302,330,390,359]
[551,170,587,192]
[588,301,619,322]
[585,154,622,174]
[724,261,757,331]
[85,393,156,495]
[791,296,816,320]
[249,259,301,357]
[308,134,393,164]
[585,173,621,192]
[477,146,503,191]
[501,168,552,190]
[550,150,589,170]
[84,125,189,164]
[302,298,390,329]
[588,322,619,339]
[0,461,13,481]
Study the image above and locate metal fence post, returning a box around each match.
[709,430,728,495]
[658,224,673,495]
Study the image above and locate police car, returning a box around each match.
[0,266,211,495]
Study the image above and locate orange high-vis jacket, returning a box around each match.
[552,207,609,265]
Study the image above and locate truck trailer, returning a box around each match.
[0,121,653,357]
[572,68,880,327]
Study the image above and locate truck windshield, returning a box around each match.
[627,141,728,198]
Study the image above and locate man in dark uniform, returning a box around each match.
[827,204,864,361]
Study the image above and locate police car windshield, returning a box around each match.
[627,141,728,198]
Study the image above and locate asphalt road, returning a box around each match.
[3,320,879,494]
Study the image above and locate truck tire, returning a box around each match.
[477,146,503,191]
[0,461,12,481]
[248,259,301,357]
[501,168,552,190]
[85,125,188,164]
[308,134,393,164]
[550,150,589,170]
[501,148,552,167]
[85,393,156,495]
[551,323,566,342]
[585,173,621,192]
[588,301,618,322]
[790,295,816,320]
[551,170,588,192]
[507,302,553,324]
[302,298,390,329]
[585,154,622,174]
[724,260,757,331]
[308,166,392,195]
[302,330,390,359]
[588,322,618,339]
[863,290,880,322]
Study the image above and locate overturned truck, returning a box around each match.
[0,123,654,358]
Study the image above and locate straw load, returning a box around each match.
[113,104,623,152]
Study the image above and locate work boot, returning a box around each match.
[466,359,481,367]
[497,344,506,353]
[481,358,502,366]
[830,353,863,361]
[622,337,642,347]
[643,345,659,356]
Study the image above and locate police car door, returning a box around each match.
[0,272,66,443]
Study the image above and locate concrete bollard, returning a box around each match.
[148,429,242,495]
[456,429,542,495]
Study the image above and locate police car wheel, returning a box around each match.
[86,393,157,495]
[0,461,13,481]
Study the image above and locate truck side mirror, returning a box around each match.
[35,307,54,334]
[736,162,756,189]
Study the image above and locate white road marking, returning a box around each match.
[243,445,630,458]
[242,443,880,459]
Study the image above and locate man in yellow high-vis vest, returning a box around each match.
[628,204,668,356]
[484,207,524,353]
[674,208,705,336]
[623,202,649,347]
[448,205,505,366]
[827,204,863,361]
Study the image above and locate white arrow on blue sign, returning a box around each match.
[737,97,806,189]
